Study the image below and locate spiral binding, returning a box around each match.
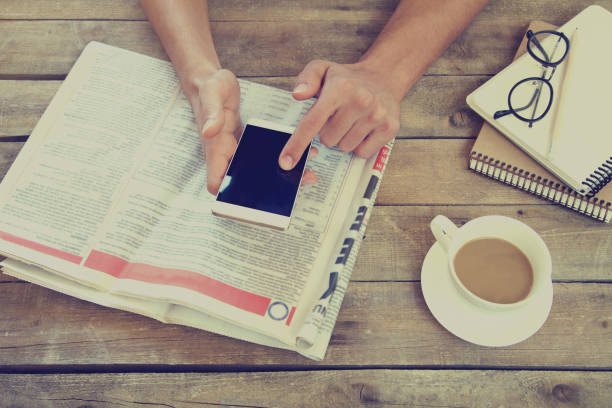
[581,158,612,197]
[469,151,612,223]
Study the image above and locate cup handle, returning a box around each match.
[430,215,458,253]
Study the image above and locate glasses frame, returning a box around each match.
[494,30,570,127]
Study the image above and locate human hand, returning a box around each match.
[186,69,242,195]
[279,60,402,170]
[188,69,318,194]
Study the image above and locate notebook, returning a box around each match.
[467,5,612,197]
[468,19,612,223]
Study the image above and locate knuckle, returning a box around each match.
[369,106,386,123]
[353,89,374,109]
[326,62,341,76]
[218,68,236,81]
[309,59,326,68]
[336,77,355,94]
[379,117,400,134]
[388,118,401,135]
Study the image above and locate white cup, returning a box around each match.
[430,215,552,311]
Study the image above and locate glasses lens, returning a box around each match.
[528,32,568,65]
[508,78,553,122]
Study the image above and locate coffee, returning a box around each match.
[453,238,533,304]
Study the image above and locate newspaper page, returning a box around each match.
[0,42,376,358]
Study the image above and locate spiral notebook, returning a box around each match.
[468,18,611,223]
[467,5,612,199]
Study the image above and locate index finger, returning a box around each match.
[279,96,336,170]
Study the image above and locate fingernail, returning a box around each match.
[293,83,308,94]
[280,155,293,170]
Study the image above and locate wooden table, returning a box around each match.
[1,1,611,406]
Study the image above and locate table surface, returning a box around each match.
[1,1,611,406]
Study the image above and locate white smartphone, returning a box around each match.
[211,118,311,231]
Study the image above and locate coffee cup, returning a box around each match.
[430,215,552,311]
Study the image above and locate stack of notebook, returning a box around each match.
[467,6,612,223]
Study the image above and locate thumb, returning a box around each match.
[200,101,225,139]
[292,59,332,100]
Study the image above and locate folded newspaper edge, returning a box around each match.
[296,141,392,359]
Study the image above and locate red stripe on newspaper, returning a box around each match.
[372,146,390,173]
[84,250,271,316]
[0,231,83,264]
[285,306,296,326]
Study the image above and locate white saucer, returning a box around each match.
[421,242,553,347]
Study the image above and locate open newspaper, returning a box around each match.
[0,42,392,360]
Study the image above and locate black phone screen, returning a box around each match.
[215,124,309,217]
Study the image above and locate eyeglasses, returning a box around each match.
[494,30,570,128]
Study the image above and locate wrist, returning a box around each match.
[353,56,417,102]
[178,60,221,100]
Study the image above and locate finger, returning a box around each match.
[301,170,318,186]
[319,107,364,148]
[308,146,319,160]
[279,94,336,170]
[222,107,242,142]
[201,69,240,139]
[337,121,377,153]
[337,106,384,152]
[354,119,399,159]
[204,133,238,195]
[200,99,225,139]
[292,59,332,100]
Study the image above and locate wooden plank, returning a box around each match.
[0,281,609,367]
[378,138,582,206]
[1,0,147,20]
[0,17,575,78]
[2,0,609,24]
[3,1,612,77]
[0,75,486,138]
[0,0,394,21]
[0,141,23,183]
[0,274,21,283]
[354,205,612,282]
[1,370,611,407]
[0,81,59,138]
[1,138,611,207]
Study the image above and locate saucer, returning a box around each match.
[420,242,553,347]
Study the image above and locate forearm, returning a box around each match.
[139,0,220,98]
[357,0,490,101]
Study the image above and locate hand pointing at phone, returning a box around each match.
[279,60,402,170]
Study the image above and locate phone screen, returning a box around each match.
[215,124,309,217]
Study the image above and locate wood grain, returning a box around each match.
[0,81,59,137]
[0,280,609,367]
[0,19,558,78]
[0,141,23,183]
[377,138,587,206]
[0,76,486,138]
[0,0,610,395]
[354,205,612,282]
[2,1,611,78]
[2,0,609,24]
[1,370,611,407]
[0,0,394,21]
